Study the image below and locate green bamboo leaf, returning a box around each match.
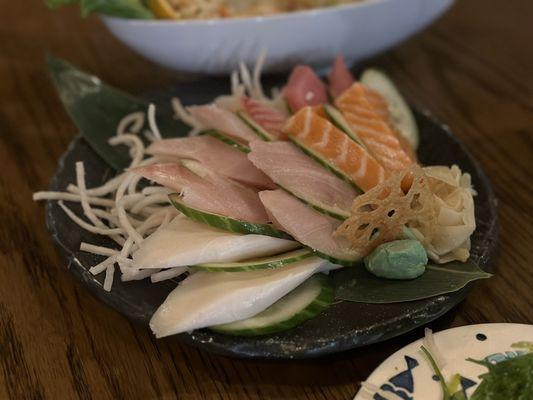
[332,260,491,303]
[47,55,188,170]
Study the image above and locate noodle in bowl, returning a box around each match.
[101,0,454,74]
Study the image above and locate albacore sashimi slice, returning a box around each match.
[283,107,387,192]
[327,55,355,98]
[283,65,328,112]
[132,163,269,224]
[335,83,415,173]
[248,141,357,219]
[259,190,360,265]
[146,136,274,189]
[187,104,259,144]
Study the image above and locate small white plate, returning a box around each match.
[354,323,533,400]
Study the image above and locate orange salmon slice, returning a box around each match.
[283,107,388,192]
[335,83,415,173]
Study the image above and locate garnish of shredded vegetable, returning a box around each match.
[33,53,277,292]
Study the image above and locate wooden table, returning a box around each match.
[1,1,531,399]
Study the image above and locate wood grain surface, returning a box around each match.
[1,0,532,399]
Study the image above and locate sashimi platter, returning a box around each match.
[34,54,497,358]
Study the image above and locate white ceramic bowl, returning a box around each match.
[101,0,454,75]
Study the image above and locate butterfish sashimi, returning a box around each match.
[259,190,359,262]
[283,65,328,112]
[328,55,354,98]
[132,163,269,223]
[335,83,415,173]
[146,136,274,189]
[242,97,288,140]
[187,104,259,144]
[150,256,335,337]
[248,141,357,218]
[133,215,298,270]
[283,107,387,192]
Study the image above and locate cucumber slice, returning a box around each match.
[323,104,366,148]
[310,248,361,267]
[168,193,291,240]
[201,130,250,153]
[289,136,363,193]
[194,248,312,272]
[361,69,419,149]
[210,274,333,336]
[237,111,275,141]
[278,185,349,221]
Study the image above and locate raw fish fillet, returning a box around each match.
[283,107,387,192]
[283,65,328,112]
[328,55,354,98]
[248,141,357,216]
[187,104,259,144]
[132,163,269,223]
[259,190,358,261]
[133,215,298,269]
[146,136,274,189]
[242,97,287,140]
[335,83,415,173]
[150,256,336,337]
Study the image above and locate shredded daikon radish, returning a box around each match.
[252,49,267,99]
[117,111,144,136]
[32,191,115,207]
[171,97,201,130]
[109,134,144,168]
[103,265,115,291]
[80,242,118,257]
[147,104,163,141]
[150,267,188,283]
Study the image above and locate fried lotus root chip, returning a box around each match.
[334,164,436,256]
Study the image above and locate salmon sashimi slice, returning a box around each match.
[146,136,274,190]
[132,163,269,224]
[335,83,415,173]
[187,104,259,144]
[283,65,328,113]
[259,190,359,262]
[283,107,388,192]
[242,97,288,140]
[248,141,357,217]
[328,55,355,98]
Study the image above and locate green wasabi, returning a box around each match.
[364,239,427,280]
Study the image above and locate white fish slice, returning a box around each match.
[149,255,337,337]
[132,215,299,270]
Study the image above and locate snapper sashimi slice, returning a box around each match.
[132,163,269,223]
[335,83,415,173]
[259,190,359,262]
[283,107,387,192]
[283,65,328,112]
[132,215,298,270]
[146,136,274,189]
[242,97,288,140]
[187,104,259,144]
[248,141,358,218]
[328,55,355,98]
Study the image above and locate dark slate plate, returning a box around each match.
[45,84,497,359]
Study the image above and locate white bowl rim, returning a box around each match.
[101,0,395,26]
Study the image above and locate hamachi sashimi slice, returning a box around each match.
[132,163,269,223]
[335,83,415,173]
[248,141,357,217]
[283,107,388,192]
[242,97,288,140]
[187,104,259,144]
[150,256,336,337]
[259,190,358,262]
[146,136,274,189]
[328,55,355,98]
[132,215,298,270]
[283,65,328,112]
